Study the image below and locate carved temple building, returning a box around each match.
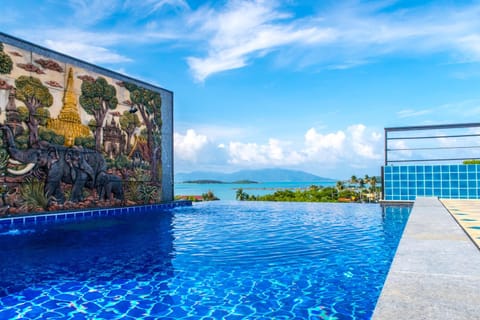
[103,117,126,158]
[5,89,24,137]
[47,68,91,146]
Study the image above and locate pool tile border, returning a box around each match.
[0,201,192,229]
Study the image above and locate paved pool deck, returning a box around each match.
[441,199,480,249]
[372,197,480,320]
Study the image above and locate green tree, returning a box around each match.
[0,43,13,74]
[202,190,219,201]
[15,76,53,147]
[369,176,377,192]
[124,83,162,182]
[88,119,97,135]
[236,188,248,201]
[350,175,358,186]
[79,77,118,151]
[120,110,141,153]
[74,136,95,149]
[336,180,345,191]
[368,175,379,202]
[39,127,65,145]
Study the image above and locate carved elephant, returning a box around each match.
[1,125,107,204]
[96,171,124,201]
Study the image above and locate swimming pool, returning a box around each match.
[0,201,410,319]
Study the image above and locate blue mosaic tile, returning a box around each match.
[13,218,24,225]
[113,300,131,313]
[83,291,103,301]
[24,306,48,319]
[21,288,43,300]
[150,302,172,319]
[0,202,191,232]
[59,281,83,292]
[25,217,35,223]
[0,308,18,319]
[98,310,119,319]
[0,219,11,227]
[81,302,101,313]
[128,307,146,318]
[55,293,78,301]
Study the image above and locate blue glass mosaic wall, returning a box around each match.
[383,164,480,201]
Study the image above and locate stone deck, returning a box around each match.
[372,197,480,320]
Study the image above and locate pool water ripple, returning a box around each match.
[0,201,410,319]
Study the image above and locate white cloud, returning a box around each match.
[174,129,208,162]
[227,139,303,166]
[184,1,480,81]
[123,0,189,13]
[45,40,131,64]
[397,108,433,118]
[173,124,384,176]
[8,1,480,77]
[347,124,382,160]
[185,0,335,81]
[304,128,346,159]
[148,0,189,12]
[67,0,119,25]
[222,124,382,169]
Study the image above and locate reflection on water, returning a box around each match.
[0,202,411,319]
[0,211,175,297]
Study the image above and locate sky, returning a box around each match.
[2,0,480,179]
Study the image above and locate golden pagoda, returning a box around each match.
[47,67,91,146]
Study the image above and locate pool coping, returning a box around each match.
[0,200,192,229]
[372,197,480,319]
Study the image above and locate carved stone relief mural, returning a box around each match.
[0,36,171,216]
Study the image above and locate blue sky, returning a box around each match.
[2,0,480,179]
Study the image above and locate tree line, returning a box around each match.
[235,175,381,203]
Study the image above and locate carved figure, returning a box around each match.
[96,171,124,201]
[0,125,106,204]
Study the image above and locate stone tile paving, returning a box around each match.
[441,199,480,249]
[373,197,480,320]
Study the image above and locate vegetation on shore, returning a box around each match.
[175,190,219,202]
[463,159,480,164]
[236,175,381,203]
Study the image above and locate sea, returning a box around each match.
[175,181,337,201]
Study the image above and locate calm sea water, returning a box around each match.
[0,201,410,319]
[175,181,337,200]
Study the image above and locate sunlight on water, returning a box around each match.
[0,201,410,319]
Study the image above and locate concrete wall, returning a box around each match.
[0,32,174,216]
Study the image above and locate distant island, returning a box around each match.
[175,168,335,183]
[182,180,258,184]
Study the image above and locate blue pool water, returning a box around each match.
[0,201,410,319]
